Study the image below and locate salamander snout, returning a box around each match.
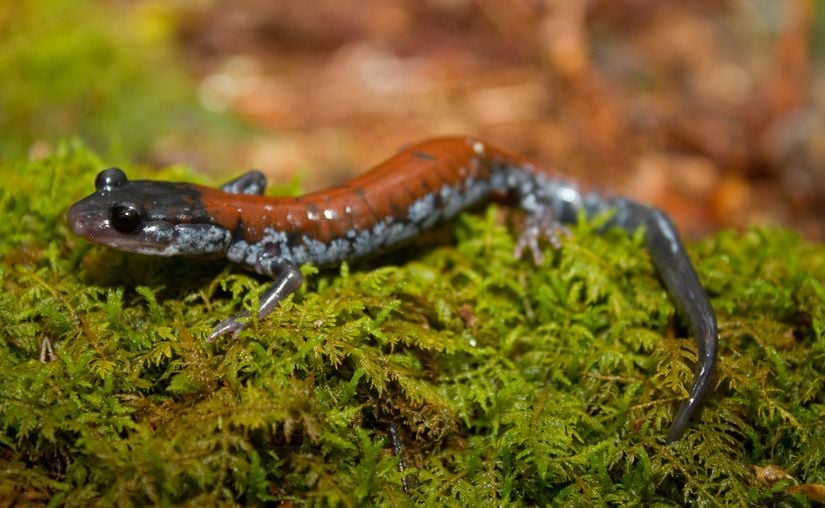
[67,195,159,249]
[67,200,105,241]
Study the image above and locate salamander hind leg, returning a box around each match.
[514,207,571,265]
[220,170,268,195]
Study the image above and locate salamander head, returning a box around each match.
[67,168,232,257]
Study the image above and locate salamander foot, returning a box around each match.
[207,311,250,341]
[514,211,570,264]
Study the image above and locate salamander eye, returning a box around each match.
[95,168,127,191]
[110,203,142,234]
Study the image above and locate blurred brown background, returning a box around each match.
[6,0,825,239]
[175,0,824,240]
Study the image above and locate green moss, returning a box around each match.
[1,144,824,506]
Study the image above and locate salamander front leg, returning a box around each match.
[207,259,304,341]
[220,170,267,195]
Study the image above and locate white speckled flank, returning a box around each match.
[407,193,435,223]
[224,165,605,276]
[226,173,509,273]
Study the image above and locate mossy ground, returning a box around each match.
[0,144,823,506]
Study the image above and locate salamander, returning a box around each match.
[67,136,717,442]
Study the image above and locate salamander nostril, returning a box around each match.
[67,204,86,236]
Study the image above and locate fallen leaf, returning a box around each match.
[753,464,791,485]
[786,484,825,503]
